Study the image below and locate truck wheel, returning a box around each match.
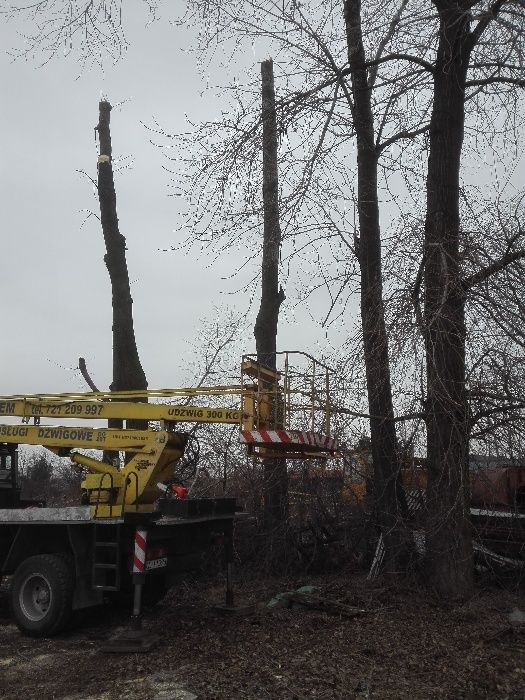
[10,554,74,637]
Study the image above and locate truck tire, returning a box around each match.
[10,554,74,637]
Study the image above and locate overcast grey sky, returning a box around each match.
[0,5,342,397]
[3,3,521,407]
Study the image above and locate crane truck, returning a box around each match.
[0,353,337,639]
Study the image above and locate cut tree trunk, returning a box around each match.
[96,100,147,436]
[255,60,288,538]
[424,4,473,599]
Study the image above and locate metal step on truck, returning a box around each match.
[0,353,338,643]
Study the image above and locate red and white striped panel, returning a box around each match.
[133,527,147,573]
[240,429,337,452]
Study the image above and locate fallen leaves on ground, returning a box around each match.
[1,573,524,699]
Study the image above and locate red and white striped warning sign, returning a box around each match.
[133,528,147,573]
[239,429,337,452]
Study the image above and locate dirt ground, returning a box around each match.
[1,573,525,700]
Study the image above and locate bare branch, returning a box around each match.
[377,123,430,153]
[466,77,525,88]
[410,252,426,335]
[78,357,100,392]
[365,52,435,74]
[468,0,506,50]
[332,405,424,422]
[463,248,525,290]
[368,0,410,88]
[290,0,354,112]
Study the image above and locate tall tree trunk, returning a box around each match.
[96,100,147,436]
[344,0,406,569]
[254,60,287,535]
[424,3,473,599]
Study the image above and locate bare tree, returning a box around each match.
[421,0,525,598]
[342,0,416,568]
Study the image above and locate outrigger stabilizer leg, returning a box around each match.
[102,527,160,653]
[213,525,253,616]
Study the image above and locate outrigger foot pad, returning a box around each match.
[212,604,255,616]
[100,628,160,653]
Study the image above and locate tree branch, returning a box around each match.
[278,73,342,111]
[331,405,424,422]
[78,357,101,392]
[466,77,525,88]
[468,0,506,50]
[368,0,410,89]
[463,248,525,290]
[365,52,434,74]
[377,123,430,153]
[290,0,354,112]
[470,402,525,433]
[410,252,426,335]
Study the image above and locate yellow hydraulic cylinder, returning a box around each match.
[70,452,120,477]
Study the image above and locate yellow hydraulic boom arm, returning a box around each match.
[0,422,185,517]
[0,352,338,518]
[0,388,244,519]
[0,391,242,425]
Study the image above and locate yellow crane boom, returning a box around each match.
[0,396,242,425]
[0,353,338,518]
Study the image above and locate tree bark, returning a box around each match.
[344,0,407,570]
[96,100,147,434]
[424,2,473,599]
[255,60,287,535]
[255,59,285,367]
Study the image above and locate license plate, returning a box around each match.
[146,557,167,570]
